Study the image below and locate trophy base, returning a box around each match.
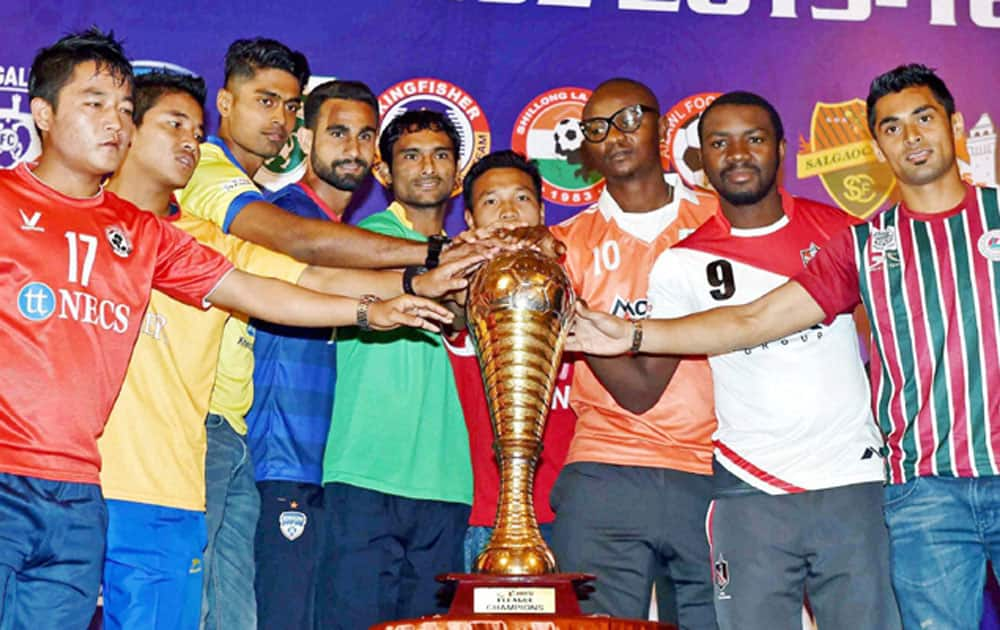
[440,572,594,616]
[366,574,677,629]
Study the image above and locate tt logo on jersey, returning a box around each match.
[610,295,649,320]
[18,208,42,232]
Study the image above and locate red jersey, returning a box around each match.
[0,164,234,485]
[445,330,577,527]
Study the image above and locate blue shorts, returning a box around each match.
[0,472,106,630]
[102,499,206,630]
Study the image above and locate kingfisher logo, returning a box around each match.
[17,282,55,321]
[610,295,649,320]
[375,77,491,196]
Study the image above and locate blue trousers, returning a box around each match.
[884,476,1000,629]
[315,482,469,629]
[102,499,206,630]
[200,414,260,630]
[0,472,106,630]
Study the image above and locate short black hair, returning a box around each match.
[223,37,310,91]
[378,110,461,173]
[462,150,542,210]
[866,63,955,136]
[132,71,206,126]
[304,80,379,131]
[29,27,133,109]
[698,91,784,144]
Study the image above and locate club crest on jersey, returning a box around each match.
[714,554,732,600]
[279,510,307,541]
[977,230,1000,261]
[800,241,820,267]
[105,226,132,258]
[869,227,900,270]
[610,295,649,320]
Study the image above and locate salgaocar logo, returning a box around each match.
[797,99,896,219]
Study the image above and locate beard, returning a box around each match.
[314,157,370,191]
[712,163,778,206]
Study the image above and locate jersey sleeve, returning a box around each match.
[177,149,265,233]
[150,219,235,309]
[648,249,698,319]
[225,236,308,284]
[793,226,861,324]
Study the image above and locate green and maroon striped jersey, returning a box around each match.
[798,185,1000,484]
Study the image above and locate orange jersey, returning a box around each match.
[550,173,718,474]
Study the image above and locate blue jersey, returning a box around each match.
[246,182,340,484]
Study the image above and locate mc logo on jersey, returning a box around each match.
[0,64,40,169]
[610,295,649,320]
[797,99,896,219]
[17,282,56,321]
[510,87,603,207]
[375,78,491,196]
[662,92,722,190]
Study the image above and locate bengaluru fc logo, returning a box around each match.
[797,99,896,219]
[375,77,491,197]
[510,87,603,207]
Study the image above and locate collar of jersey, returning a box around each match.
[386,201,447,237]
[721,187,795,238]
[205,135,251,176]
[596,172,698,241]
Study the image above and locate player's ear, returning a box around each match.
[296,125,313,155]
[778,137,786,163]
[374,160,391,186]
[30,97,53,135]
[216,88,233,117]
[658,113,668,148]
[464,208,475,229]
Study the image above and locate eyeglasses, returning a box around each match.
[579,104,658,143]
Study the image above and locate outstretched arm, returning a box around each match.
[229,201,428,269]
[206,269,453,332]
[568,280,826,357]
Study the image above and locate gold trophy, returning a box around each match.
[465,249,575,576]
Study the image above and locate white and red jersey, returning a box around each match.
[649,191,884,494]
[0,164,234,485]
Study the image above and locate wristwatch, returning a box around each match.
[424,234,451,270]
[356,294,380,331]
[402,265,427,296]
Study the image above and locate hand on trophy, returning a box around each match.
[566,302,634,356]
[411,252,488,299]
[366,295,456,332]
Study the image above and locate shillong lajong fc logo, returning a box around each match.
[511,87,603,207]
[375,78,491,197]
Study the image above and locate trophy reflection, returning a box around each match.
[466,248,575,576]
